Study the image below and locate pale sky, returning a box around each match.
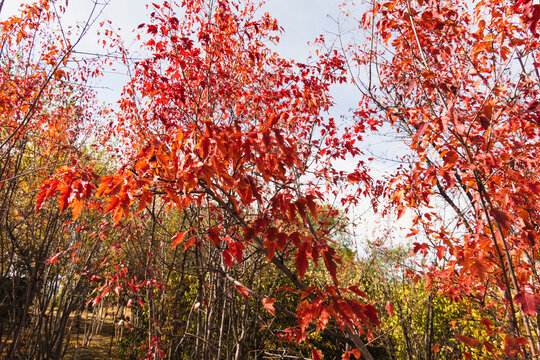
[1,0,357,108]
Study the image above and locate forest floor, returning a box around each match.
[1,307,124,360]
[64,308,123,360]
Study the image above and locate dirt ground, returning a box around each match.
[1,307,135,359]
[64,308,122,360]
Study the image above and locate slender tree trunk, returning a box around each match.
[423,294,433,360]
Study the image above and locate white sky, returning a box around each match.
[1,0,357,107]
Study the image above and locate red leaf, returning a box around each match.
[490,208,513,230]
[223,248,234,268]
[47,252,61,265]
[455,334,481,346]
[349,285,367,298]
[412,121,428,144]
[440,114,449,133]
[36,179,59,212]
[312,349,323,360]
[528,4,540,33]
[481,318,494,335]
[364,304,379,326]
[262,297,275,316]
[207,227,221,246]
[443,150,459,167]
[276,232,287,251]
[295,198,307,220]
[347,171,363,184]
[514,291,540,315]
[405,78,417,97]
[235,285,250,299]
[296,243,309,280]
[435,246,445,260]
[484,341,497,354]
[230,241,245,262]
[503,335,525,356]
[264,239,276,261]
[322,247,339,284]
[306,195,318,216]
[412,242,429,256]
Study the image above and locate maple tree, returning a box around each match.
[5,0,539,358]
[346,0,540,358]
[34,0,378,358]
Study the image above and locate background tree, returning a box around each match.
[0,1,121,358]
[37,0,379,358]
[345,0,540,357]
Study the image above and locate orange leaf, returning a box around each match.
[397,206,406,220]
[342,349,361,360]
[385,302,394,317]
[71,198,84,220]
[318,306,330,330]
[183,237,196,250]
[172,232,186,249]
[104,196,120,214]
[138,189,154,212]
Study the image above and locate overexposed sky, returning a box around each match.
[1,0,350,100]
[1,0,367,138]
